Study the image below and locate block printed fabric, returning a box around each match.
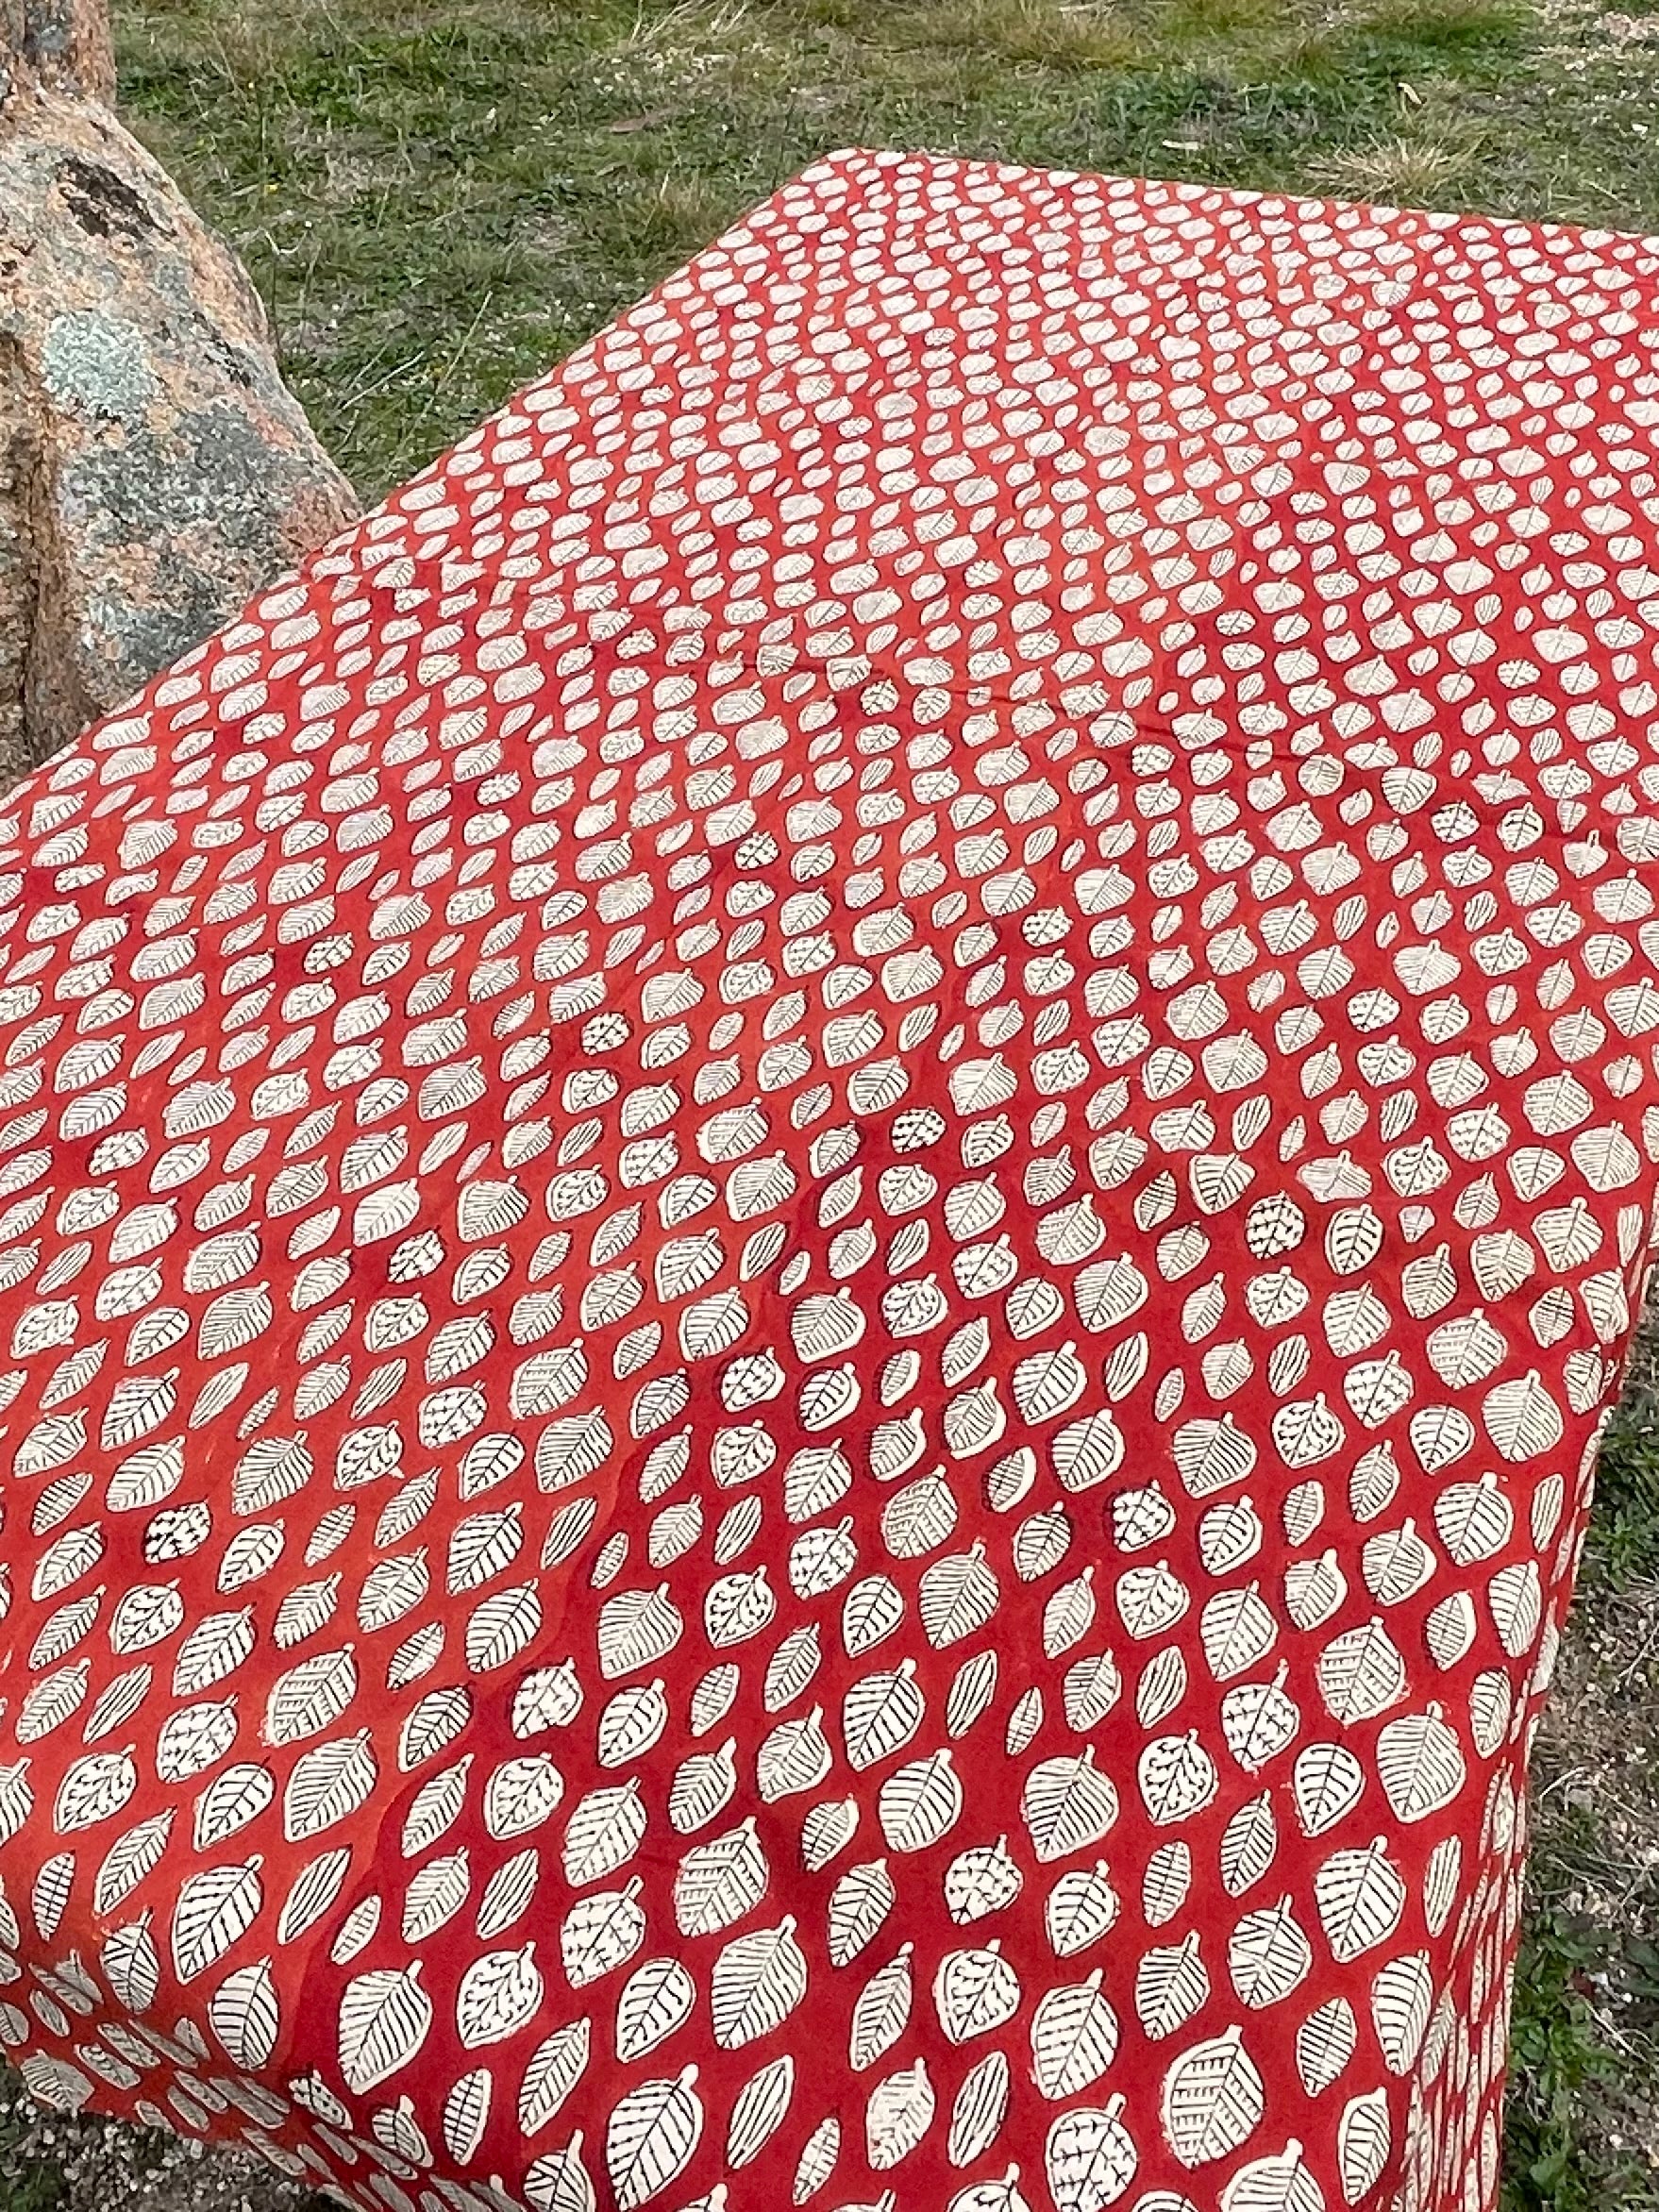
[0,148,1656,2212]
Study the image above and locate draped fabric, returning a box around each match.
[0,148,1656,2212]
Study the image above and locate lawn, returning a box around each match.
[5,0,1658,2202]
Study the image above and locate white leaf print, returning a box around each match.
[944,1838,1023,1924]
[1046,1863,1119,1956]
[1482,1370,1565,1462]
[1220,1792,1278,1897]
[1315,1840,1408,1962]
[444,2067,492,2164]
[843,1664,926,1771]
[100,1920,159,2014]
[1161,2028,1265,2167]
[1376,1708,1466,1822]
[673,1819,768,1938]
[1221,2143,1325,2212]
[864,2055,935,2170]
[850,1947,914,2070]
[525,2132,597,2212]
[615,1957,695,2063]
[276,1847,350,1946]
[1337,2088,1391,2204]
[171,1859,262,1984]
[519,2018,591,2137]
[457,1943,544,2049]
[933,1944,1021,2045]
[561,1883,646,1989]
[1316,1618,1405,1724]
[1295,1996,1357,2097]
[1031,1971,1120,2097]
[710,1918,808,2049]
[562,1784,647,1888]
[878,1750,962,1852]
[1229,1897,1313,2009]
[338,1961,432,2092]
[605,2066,703,2209]
[208,1956,280,2069]
[1138,1733,1219,1825]
[828,1858,896,1967]
[947,2048,1010,2170]
[1133,1933,1209,2040]
[727,2053,793,2170]
[1022,1751,1118,1864]
[1371,1949,1433,2073]
[1044,2098,1138,2212]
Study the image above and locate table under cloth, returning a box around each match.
[0,146,1654,2212]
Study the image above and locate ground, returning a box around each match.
[1,0,1657,2202]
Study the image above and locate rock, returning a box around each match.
[0,0,357,777]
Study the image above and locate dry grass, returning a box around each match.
[1310,129,1486,202]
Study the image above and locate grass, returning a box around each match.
[28,0,1659,2202]
[109,0,1659,500]
[1508,1391,1659,2210]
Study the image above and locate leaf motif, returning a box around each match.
[728,2053,793,2170]
[264,1647,358,1745]
[1295,1995,1357,2097]
[947,2048,1010,2170]
[1022,1753,1118,1864]
[1315,1841,1408,1962]
[1138,1733,1219,1826]
[827,1858,895,1967]
[1030,1971,1119,2097]
[338,1962,433,2092]
[1482,1370,1565,1463]
[101,1920,159,2014]
[710,1918,809,2049]
[849,1946,913,2070]
[526,2133,597,2212]
[444,2067,493,2165]
[561,1884,646,1990]
[466,1582,544,1673]
[606,2067,704,2209]
[456,1944,543,2049]
[519,2017,591,2136]
[878,1750,962,1852]
[1134,1932,1209,2039]
[1044,2101,1139,2212]
[1316,1619,1405,1724]
[208,1956,280,2069]
[1220,1792,1278,1897]
[1229,1897,1313,2008]
[1337,2087,1391,2204]
[1376,1710,1466,1823]
[1370,1950,1433,2074]
[171,1859,262,1984]
[616,1958,695,2062]
[280,1731,376,1843]
[673,1819,768,1939]
[1161,2028,1265,2167]
[918,1550,999,1647]
[947,1650,998,1739]
[943,1838,1023,1924]
[792,2115,841,2204]
[842,1664,926,1772]
[276,1847,351,1946]
[198,1285,275,1362]
[100,1370,176,1450]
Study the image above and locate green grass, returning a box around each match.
[1505,1391,1659,2210]
[42,0,1659,2204]
[111,0,1659,500]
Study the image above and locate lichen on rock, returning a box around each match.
[0,0,357,776]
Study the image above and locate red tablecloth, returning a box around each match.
[0,148,1655,2212]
